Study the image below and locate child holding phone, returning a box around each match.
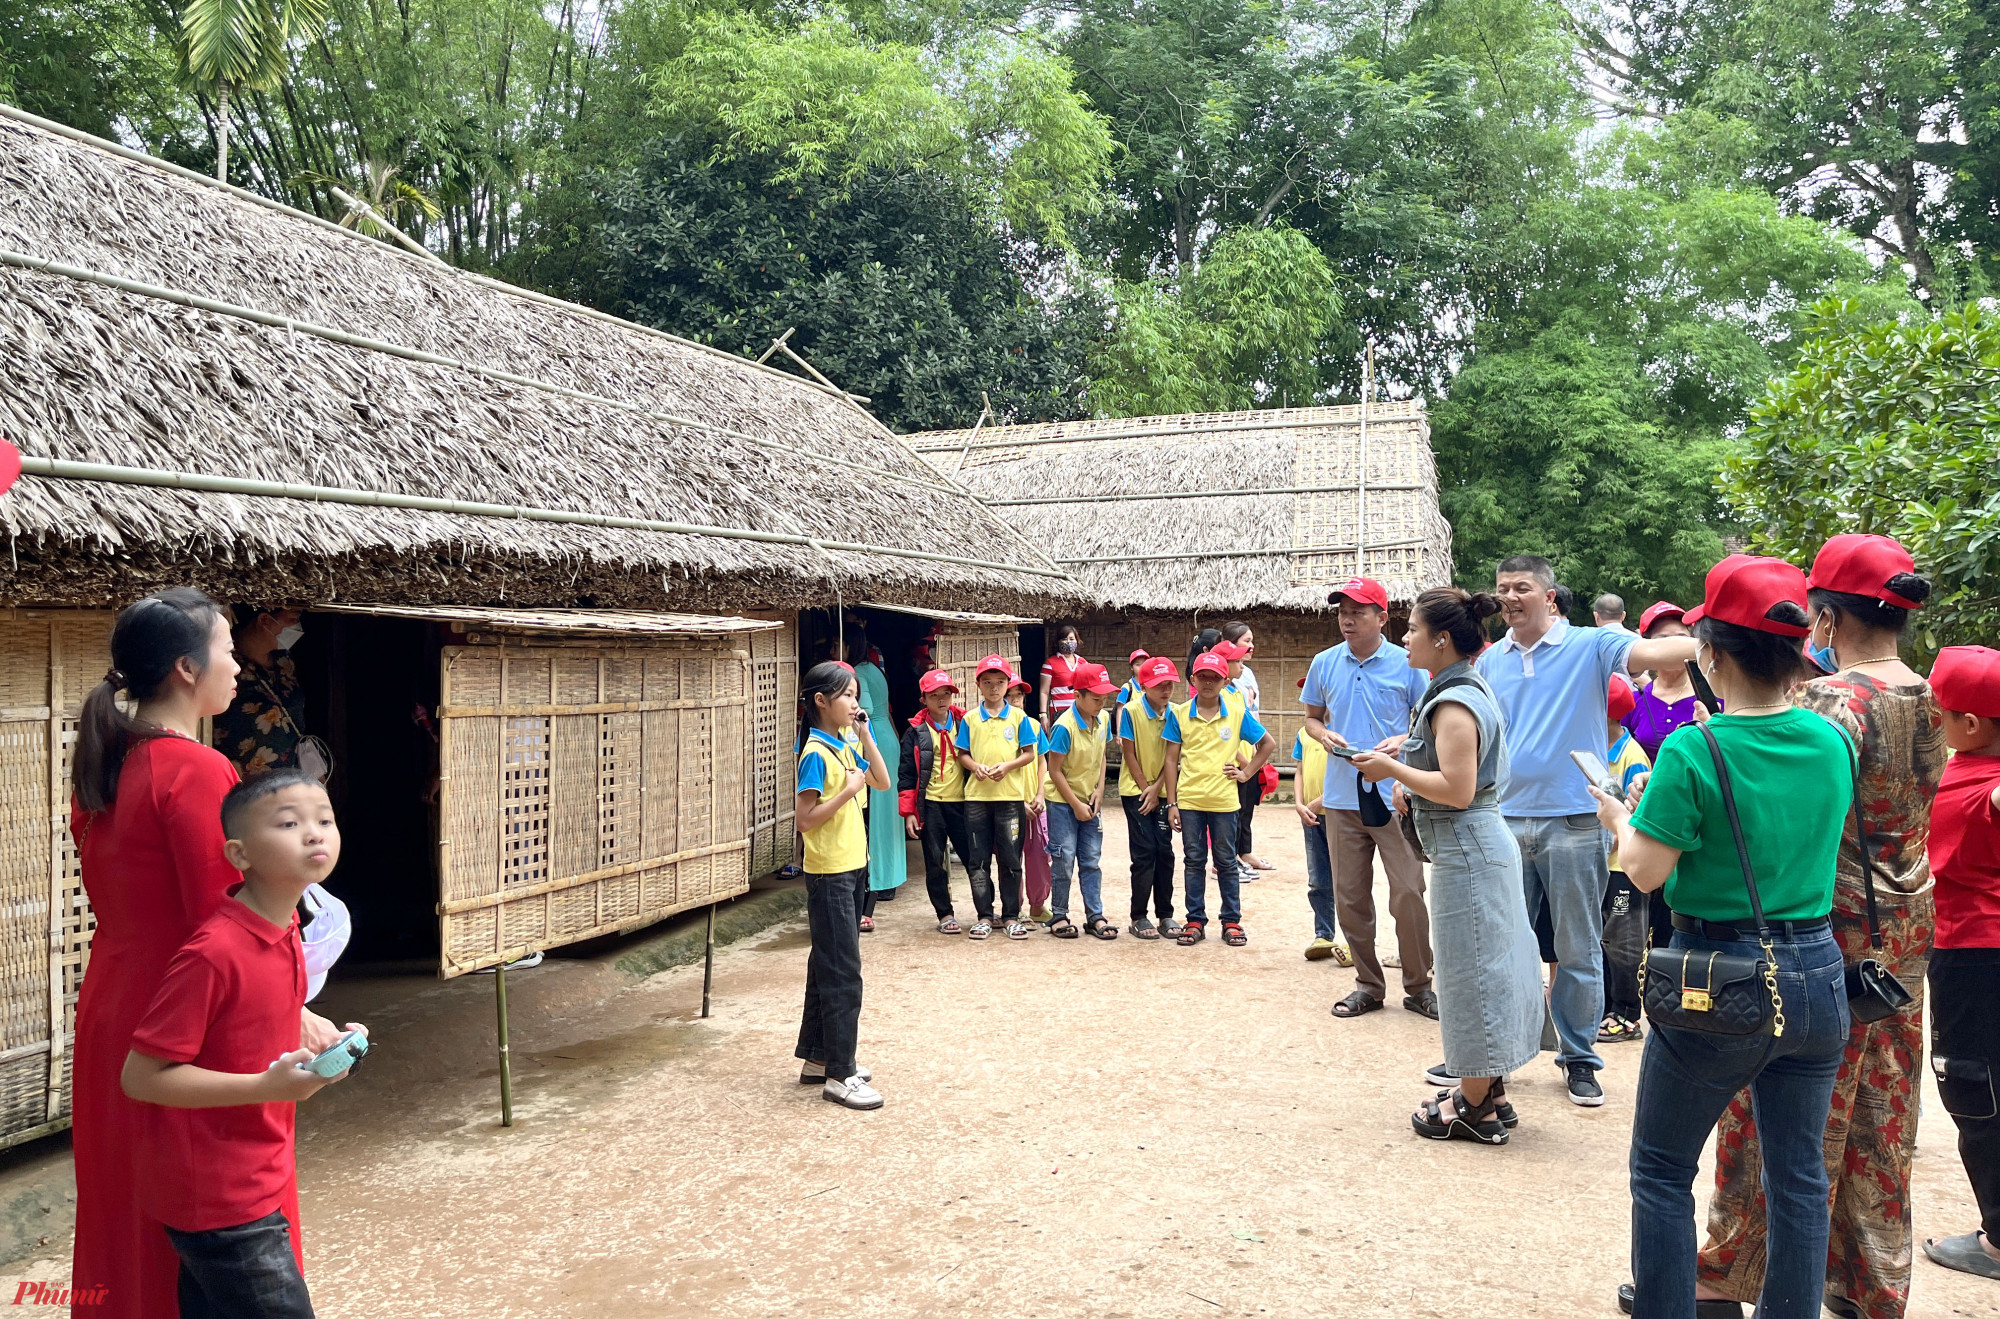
[121,770,367,1318]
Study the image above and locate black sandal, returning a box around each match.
[1331,990,1383,1018]
[1412,1085,1509,1145]
[1221,922,1247,946]
[1049,917,1080,939]
[1434,1081,1518,1128]
[1177,920,1207,946]
[1085,917,1119,940]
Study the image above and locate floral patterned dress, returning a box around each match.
[1697,673,1944,1317]
[213,650,306,776]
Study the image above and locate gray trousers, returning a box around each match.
[1328,808,1433,998]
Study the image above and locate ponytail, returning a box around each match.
[72,588,226,814]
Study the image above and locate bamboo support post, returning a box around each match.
[495,963,514,1128]
[702,902,717,1019]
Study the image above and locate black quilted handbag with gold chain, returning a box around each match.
[1640,723,1787,1039]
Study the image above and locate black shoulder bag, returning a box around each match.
[1639,723,1786,1038]
[1842,750,1915,1023]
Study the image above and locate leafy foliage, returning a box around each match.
[1724,304,2000,651]
[601,143,1106,431]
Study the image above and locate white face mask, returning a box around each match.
[276,624,304,652]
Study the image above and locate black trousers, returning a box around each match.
[1235,776,1259,856]
[1931,947,2000,1239]
[963,800,1025,921]
[1122,793,1176,921]
[796,867,866,1079]
[165,1210,314,1319]
[917,797,974,918]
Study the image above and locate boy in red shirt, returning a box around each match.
[122,769,367,1317]
[1922,645,2000,1282]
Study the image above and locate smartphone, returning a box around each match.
[1685,659,1719,712]
[300,1030,369,1078]
[1569,749,1620,797]
[1326,743,1360,760]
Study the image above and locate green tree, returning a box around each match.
[177,0,332,180]
[1724,303,2000,652]
[601,144,1106,431]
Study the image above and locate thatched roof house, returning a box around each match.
[0,105,1075,617]
[910,404,1453,769]
[910,403,1450,613]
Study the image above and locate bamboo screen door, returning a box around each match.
[432,617,780,977]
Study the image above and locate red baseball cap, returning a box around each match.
[1930,646,2000,718]
[1683,555,1811,637]
[1191,652,1230,680]
[1209,639,1250,662]
[1637,601,1685,637]
[1007,671,1032,693]
[1329,576,1389,610]
[1807,534,1925,609]
[1136,656,1180,688]
[1607,673,1636,723]
[918,669,958,695]
[1129,648,1151,663]
[1296,676,1307,689]
[1073,663,1119,696]
[975,653,1012,679]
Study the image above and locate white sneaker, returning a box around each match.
[799,1061,872,1084]
[823,1074,884,1110]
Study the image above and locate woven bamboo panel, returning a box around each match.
[746,618,798,877]
[931,624,1023,702]
[436,638,753,977]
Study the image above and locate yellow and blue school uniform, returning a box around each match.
[955,702,1040,803]
[1020,715,1049,804]
[1164,697,1267,812]
[797,728,867,873]
[1117,693,1173,797]
[1605,729,1652,873]
[1292,731,1330,819]
[917,713,966,803]
[1048,707,1112,801]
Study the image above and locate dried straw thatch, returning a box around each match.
[0,107,1082,616]
[911,404,1453,612]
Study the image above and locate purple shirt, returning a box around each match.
[1622,682,1708,759]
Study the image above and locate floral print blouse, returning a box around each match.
[213,651,306,777]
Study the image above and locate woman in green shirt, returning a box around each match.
[1593,555,1852,1319]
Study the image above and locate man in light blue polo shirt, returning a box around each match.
[1476,554,1697,1106]
[1301,576,1436,1020]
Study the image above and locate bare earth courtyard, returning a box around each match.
[2,806,1990,1318]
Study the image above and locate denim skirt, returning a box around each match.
[1417,805,1544,1078]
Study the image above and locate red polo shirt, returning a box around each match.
[130,891,306,1232]
[1931,752,2000,949]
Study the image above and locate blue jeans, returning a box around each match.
[1629,927,1848,1319]
[1179,806,1240,926]
[1302,812,1337,941]
[1508,813,1609,1070]
[164,1210,314,1319]
[1045,800,1105,921]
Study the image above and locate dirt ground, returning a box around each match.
[3,804,1993,1317]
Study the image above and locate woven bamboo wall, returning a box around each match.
[0,610,111,1148]
[931,624,1024,700]
[745,620,798,878]
[436,637,753,976]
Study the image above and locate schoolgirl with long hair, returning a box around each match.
[69,589,332,1316]
[794,660,892,1109]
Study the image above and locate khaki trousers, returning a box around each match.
[1328,808,1433,998]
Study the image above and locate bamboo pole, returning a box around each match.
[1357,345,1374,579]
[911,407,1416,454]
[983,481,1427,507]
[495,963,514,1128]
[1056,540,1426,565]
[701,902,717,1019]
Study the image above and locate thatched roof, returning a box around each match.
[910,404,1453,611]
[0,106,1080,615]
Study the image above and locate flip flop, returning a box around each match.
[1924,1233,2000,1280]
[1331,990,1384,1018]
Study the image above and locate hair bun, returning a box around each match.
[102,669,126,689]
[1765,599,1810,628]
[1885,572,1931,605]
[1468,592,1502,621]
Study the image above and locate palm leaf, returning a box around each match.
[180,0,267,87]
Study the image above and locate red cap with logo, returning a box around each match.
[1073,663,1119,696]
[1637,601,1685,637]
[1209,639,1250,662]
[1682,554,1811,637]
[1329,576,1389,610]
[1007,671,1032,693]
[1191,652,1230,680]
[1930,646,2000,718]
[1807,534,1924,609]
[1607,673,1636,724]
[1129,648,1151,664]
[918,669,958,695]
[975,653,1012,679]
[1136,656,1180,688]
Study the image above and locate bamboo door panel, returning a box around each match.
[930,624,1023,702]
[435,640,753,977]
[745,620,797,878]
